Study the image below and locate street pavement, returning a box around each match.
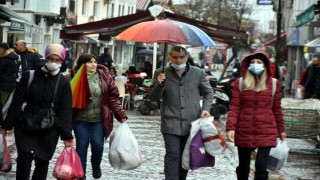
[0,110,320,180]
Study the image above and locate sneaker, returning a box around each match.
[92,167,101,179]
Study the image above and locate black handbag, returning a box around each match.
[20,74,61,132]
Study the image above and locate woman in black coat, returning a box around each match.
[1,44,74,180]
[0,43,19,121]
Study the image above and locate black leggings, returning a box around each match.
[237,147,271,173]
[16,151,49,180]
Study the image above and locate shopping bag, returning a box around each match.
[0,135,12,172]
[109,122,143,170]
[53,147,84,179]
[267,139,289,171]
[200,117,226,156]
[0,134,4,162]
[190,130,215,170]
[182,118,201,170]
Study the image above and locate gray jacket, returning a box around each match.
[149,65,213,136]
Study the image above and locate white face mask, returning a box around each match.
[45,62,61,71]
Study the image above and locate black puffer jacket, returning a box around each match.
[0,49,19,92]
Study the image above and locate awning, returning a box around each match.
[0,5,31,23]
[304,37,320,53]
[61,10,247,42]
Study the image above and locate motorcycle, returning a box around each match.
[137,93,160,115]
[210,68,238,120]
[131,77,160,115]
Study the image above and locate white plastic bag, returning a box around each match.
[0,134,3,162]
[200,117,226,156]
[182,117,225,170]
[182,119,201,170]
[109,122,143,170]
[267,139,289,171]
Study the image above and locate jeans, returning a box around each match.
[162,133,189,180]
[74,121,105,174]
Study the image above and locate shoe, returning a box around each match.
[92,166,101,179]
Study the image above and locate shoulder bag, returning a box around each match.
[20,73,61,132]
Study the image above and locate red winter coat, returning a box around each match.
[226,52,285,148]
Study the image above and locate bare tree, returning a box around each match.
[171,0,253,31]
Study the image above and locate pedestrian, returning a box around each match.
[108,66,117,80]
[226,51,286,180]
[149,46,214,180]
[0,44,74,180]
[300,56,320,99]
[98,47,113,68]
[233,58,241,78]
[0,42,19,121]
[72,53,127,179]
[14,40,43,81]
[140,60,152,78]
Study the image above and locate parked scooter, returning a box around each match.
[137,93,159,115]
[131,76,159,115]
[210,69,238,120]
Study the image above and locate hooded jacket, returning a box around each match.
[226,51,285,148]
[0,49,19,92]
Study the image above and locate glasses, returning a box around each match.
[171,55,186,59]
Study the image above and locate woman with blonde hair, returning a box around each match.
[226,51,286,180]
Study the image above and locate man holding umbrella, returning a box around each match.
[149,46,213,179]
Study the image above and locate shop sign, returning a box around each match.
[296,5,315,27]
[257,0,273,5]
[10,21,24,31]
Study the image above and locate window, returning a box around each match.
[111,3,114,18]
[82,0,88,15]
[128,6,130,15]
[118,4,121,16]
[69,0,75,13]
[93,1,99,16]
[122,5,124,16]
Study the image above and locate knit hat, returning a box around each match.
[45,44,66,61]
[0,43,9,50]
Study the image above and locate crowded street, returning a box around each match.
[0,110,319,180]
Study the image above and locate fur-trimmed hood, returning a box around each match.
[0,48,19,60]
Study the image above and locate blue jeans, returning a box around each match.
[74,121,105,174]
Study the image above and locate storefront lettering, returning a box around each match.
[10,21,24,31]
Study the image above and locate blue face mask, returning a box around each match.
[171,63,186,70]
[248,64,264,75]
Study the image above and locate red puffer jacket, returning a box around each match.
[226,52,285,148]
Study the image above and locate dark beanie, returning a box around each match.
[0,43,9,50]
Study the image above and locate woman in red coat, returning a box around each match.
[226,52,286,180]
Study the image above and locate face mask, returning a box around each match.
[248,64,264,75]
[171,63,186,70]
[45,62,61,71]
